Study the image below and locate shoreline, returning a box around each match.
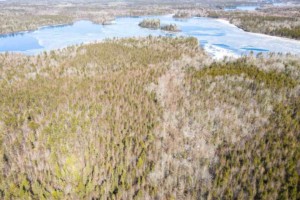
[216,18,300,44]
[0,22,74,37]
[3,14,299,44]
[1,14,300,60]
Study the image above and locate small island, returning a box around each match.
[173,12,190,19]
[161,24,180,32]
[102,20,113,25]
[139,19,181,32]
[138,19,160,29]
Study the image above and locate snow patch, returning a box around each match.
[204,44,239,60]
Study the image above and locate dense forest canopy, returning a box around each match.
[0,37,299,199]
[0,0,299,199]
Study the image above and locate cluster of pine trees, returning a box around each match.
[0,37,299,199]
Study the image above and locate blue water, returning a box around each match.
[224,6,258,11]
[1,15,300,58]
[241,47,269,52]
[224,2,298,11]
[0,34,43,51]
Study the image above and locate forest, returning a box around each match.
[1,0,299,40]
[0,0,300,199]
[0,37,299,199]
[205,6,300,40]
[230,15,300,39]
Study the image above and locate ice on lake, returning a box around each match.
[1,15,300,59]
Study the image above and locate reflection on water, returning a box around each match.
[0,34,43,51]
[0,31,28,38]
[1,15,300,58]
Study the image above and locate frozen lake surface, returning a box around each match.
[1,15,300,59]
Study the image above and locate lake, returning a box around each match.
[223,2,297,11]
[1,15,300,59]
[224,6,258,11]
